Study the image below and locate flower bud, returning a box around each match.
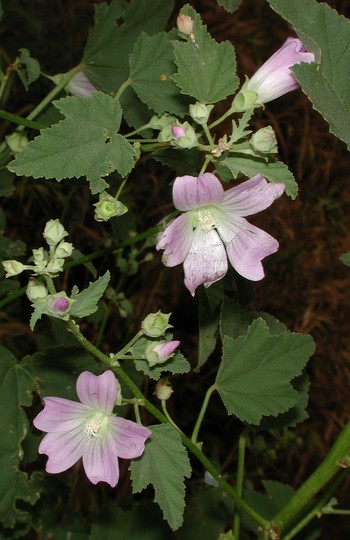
[94,192,128,222]
[171,125,186,139]
[6,132,29,154]
[49,295,70,316]
[159,122,197,149]
[145,339,180,367]
[55,241,74,258]
[141,311,172,338]
[43,219,68,247]
[154,377,174,400]
[189,102,213,125]
[177,14,194,35]
[2,260,29,277]
[26,278,48,302]
[250,126,278,154]
[32,248,45,263]
[46,259,65,274]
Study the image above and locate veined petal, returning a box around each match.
[110,417,151,459]
[39,428,86,474]
[33,397,90,433]
[183,227,228,296]
[220,175,284,217]
[76,371,117,413]
[173,173,224,211]
[82,434,119,487]
[226,220,279,281]
[156,213,193,267]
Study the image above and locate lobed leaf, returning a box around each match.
[70,271,110,318]
[130,424,191,530]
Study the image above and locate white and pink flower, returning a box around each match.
[156,173,284,295]
[33,370,151,487]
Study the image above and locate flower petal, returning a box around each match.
[76,371,117,413]
[33,397,90,433]
[220,175,284,218]
[109,417,151,459]
[247,37,315,103]
[173,173,224,211]
[226,220,279,281]
[38,428,86,474]
[156,213,193,267]
[183,228,228,295]
[67,71,97,97]
[82,434,120,487]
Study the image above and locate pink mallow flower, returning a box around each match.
[245,37,315,104]
[33,371,151,487]
[156,173,284,295]
[67,71,97,97]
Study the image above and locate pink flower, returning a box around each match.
[156,173,284,295]
[33,371,151,487]
[67,71,97,97]
[246,37,315,104]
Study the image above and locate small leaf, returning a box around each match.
[173,6,238,103]
[219,154,298,199]
[130,32,188,116]
[340,252,350,267]
[15,48,40,90]
[216,319,315,424]
[217,0,242,13]
[130,424,191,530]
[9,94,135,194]
[70,271,110,318]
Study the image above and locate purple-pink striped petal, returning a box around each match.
[156,213,193,267]
[173,173,224,211]
[38,428,86,473]
[221,175,284,217]
[109,417,151,459]
[76,371,117,413]
[33,397,89,433]
[82,433,120,487]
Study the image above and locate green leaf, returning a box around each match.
[217,0,242,13]
[216,319,315,424]
[130,335,190,380]
[129,424,191,530]
[242,481,294,532]
[173,6,238,103]
[340,252,350,267]
[9,94,135,194]
[152,147,202,175]
[267,0,350,150]
[197,285,222,370]
[70,271,110,318]
[0,170,16,197]
[0,236,26,259]
[0,347,43,528]
[130,32,188,116]
[22,346,98,400]
[84,0,174,93]
[15,48,40,90]
[219,153,298,199]
[90,501,170,539]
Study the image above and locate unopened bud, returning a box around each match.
[142,311,172,338]
[171,125,186,139]
[2,260,29,278]
[43,219,68,247]
[250,126,278,153]
[189,102,213,125]
[49,295,70,315]
[154,377,174,400]
[26,278,48,302]
[177,14,194,35]
[149,114,177,130]
[145,340,180,367]
[55,241,74,258]
[94,192,128,222]
[6,132,29,154]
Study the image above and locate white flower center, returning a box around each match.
[84,411,108,439]
[195,208,217,231]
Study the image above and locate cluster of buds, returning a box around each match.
[3,219,73,279]
[94,192,128,222]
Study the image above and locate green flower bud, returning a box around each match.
[250,126,278,154]
[149,114,177,130]
[158,122,198,149]
[189,102,213,125]
[154,377,174,400]
[48,293,71,319]
[26,278,48,302]
[46,259,65,274]
[94,192,128,222]
[2,260,30,278]
[32,248,45,263]
[145,340,180,367]
[141,311,172,338]
[6,132,29,154]
[43,219,68,247]
[55,241,74,258]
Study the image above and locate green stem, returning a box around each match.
[114,330,143,358]
[114,78,131,101]
[233,427,250,540]
[191,383,217,444]
[134,402,142,424]
[271,422,350,535]
[66,319,269,530]
[161,400,183,432]
[0,109,45,129]
[208,104,237,130]
[199,155,212,175]
[115,175,129,200]
[203,123,215,146]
